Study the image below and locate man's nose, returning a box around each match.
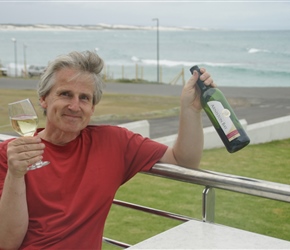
[68,97,81,111]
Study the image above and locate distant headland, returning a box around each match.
[0,23,208,31]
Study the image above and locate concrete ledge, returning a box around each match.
[153,120,248,149]
[0,120,150,142]
[153,116,290,150]
[118,120,150,138]
[153,134,177,148]
[1,116,290,149]
[0,134,17,142]
[247,115,290,144]
[203,119,248,149]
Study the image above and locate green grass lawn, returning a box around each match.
[103,139,290,249]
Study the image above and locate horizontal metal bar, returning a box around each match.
[113,199,192,222]
[102,237,131,249]
[147,163,290,203]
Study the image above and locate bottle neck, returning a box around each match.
[190,65,210,93]
[197,78,209,92]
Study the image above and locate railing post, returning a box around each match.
[202,186,215,223]
[135,63,138,81]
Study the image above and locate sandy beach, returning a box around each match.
[1,77,290,138]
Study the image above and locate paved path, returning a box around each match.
[104,83,290,137]
[1,77,290,138]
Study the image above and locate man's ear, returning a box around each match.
[39,96,47,109]
[90,105,95,116]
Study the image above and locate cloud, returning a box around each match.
[0,1,290,30]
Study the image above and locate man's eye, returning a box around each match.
[60,92,70,97]
[80,95,90,101]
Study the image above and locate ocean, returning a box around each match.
[1,28,290,87]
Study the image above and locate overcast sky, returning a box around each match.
[0,1,290,30]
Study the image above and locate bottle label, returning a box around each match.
[208,101,240,142]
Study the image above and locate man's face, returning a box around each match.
[40,68,95,134]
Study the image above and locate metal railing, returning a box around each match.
[149,163,290,203]
[104,163,290,248]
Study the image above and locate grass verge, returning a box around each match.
[0,89,180,134]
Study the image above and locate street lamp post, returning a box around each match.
[23,43,27,77]
[152,18,159,83]
[11,38,17,77]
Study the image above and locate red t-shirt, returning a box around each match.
[0,125,168,249]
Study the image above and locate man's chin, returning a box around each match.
[61,124,87,133]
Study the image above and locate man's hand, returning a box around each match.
[7,136,45,178]
[181,68,216,112]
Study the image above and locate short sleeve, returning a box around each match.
[121,128,168,183]
[0,140,10,197]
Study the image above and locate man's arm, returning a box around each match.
[0,173,28,249]
[0,137,45,249]
[160,68,215,169]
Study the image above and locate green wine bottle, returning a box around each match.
[190,65,250,153]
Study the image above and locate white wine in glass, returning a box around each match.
[8,98,50,170]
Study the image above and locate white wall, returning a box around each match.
[118,120,150,138]
[153,116,290,150]
[247,116,290,144]
[1,116,290,149]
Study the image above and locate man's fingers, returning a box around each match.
[9,136,42,146]
[186,70,199,88]
[8,137,45,153]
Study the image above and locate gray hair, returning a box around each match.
[37,50,104,112]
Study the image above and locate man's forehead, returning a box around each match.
[53,69,95,92]
[55,68,94,84]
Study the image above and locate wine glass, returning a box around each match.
[8,98,50,171]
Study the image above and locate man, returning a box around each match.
[0,51,215,249]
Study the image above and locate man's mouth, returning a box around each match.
[63,114,81,119]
